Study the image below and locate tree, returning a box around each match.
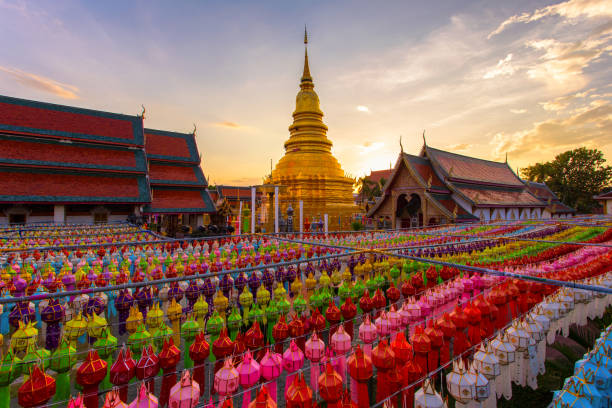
[521,147,612,213]
[355,176,387,203]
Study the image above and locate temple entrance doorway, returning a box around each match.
[397,193,422,228]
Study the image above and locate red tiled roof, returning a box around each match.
[0,170,144,202]
[149,164,200,184]
[524,181,557,201]
[403,154,448,191]
[145,133,191,158]
[148,189,213,212]
[0,100,136,142]
[368,169,393,184]
[594,190,612,200]
[220,187,253,199]
[454,185,544,206]
[426,146,523,187]
[0,137,138,170]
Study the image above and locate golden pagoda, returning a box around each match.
[266,29,358,230]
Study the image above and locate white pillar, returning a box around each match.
[251,187,256,234]
[53,205,65,224]
[274,186,279,233]
[238,200,243,236]
[299,200,303,236]
[324,213,328,234]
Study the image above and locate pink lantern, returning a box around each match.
[128,383,159,408]
[283,339,305,397]
[387,305,401,337]
[331,325,352,382]
[237,350,261,408]
[169,370,200,408]
[375,311,392,338]
[214,358,239,398]
[103,390,127,408]
[358,315,377,358]
[260,349,282,401]
[68,394,85,408]
[305,332,325,394]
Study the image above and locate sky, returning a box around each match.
[0,0,611,186]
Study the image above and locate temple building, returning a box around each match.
[367,142,573,227]
[0,94,215,226]
[144,128,216,235]
[523,180,575,218]
[265,30,358,231]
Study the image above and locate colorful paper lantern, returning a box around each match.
[169,370,200,408]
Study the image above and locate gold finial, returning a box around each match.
[505,152,508,163]
[301,26,312,83]
[399,135,404,153]
[422,129,426,145]
[140,105,146,119]
[192,123,197,136]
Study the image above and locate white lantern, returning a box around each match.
[446,359,475,404]
[415,378,446,408]
[490,333,516,400]
[467,361,490,402]
[507,320,530,351]
[473,342,500,378]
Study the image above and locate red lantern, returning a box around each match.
[340,297,357,339]
[473,296,493,338]
[424,320,443,375]
[190,331,210,397]
[390,332,412,366]
[371,339,395,403]
[213,327,235,375]
[246,321,265,351]
[158,338,181,407]
[325,301,342,337]
[449,305,469,357]
[288,315,305,352]
[76,350,108,408]
[386,283,400,305]
[410,325,430,374]
[311,308,326,332]
[347,346,373,408]
[18,365,56,408]
[272,315,289,354]
[136,345,160,393]
[286,372,313,408]
[463,302,482,347]
[318,363,342,408]
[372,289,386,316]
[110,347,136,402]
[400,357,424,408]
[358,292,373,315]
[436,313,455,364]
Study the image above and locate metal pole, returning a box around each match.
[238,200,243,236]
[299,200,303,238]
[274,186,279,234]
[251,186,256,234]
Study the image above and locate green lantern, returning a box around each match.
[128,323,151,361]
[50,338,75,402]
[93,326,117,391]
[366,276,377,296]
[22,343,50,372]
[151,321,173,352]
[193,295,209,329]
[265,300,279,343]
[239,286,253,321]
[338,282,351,302]
[227,307,242,340]
[181,316,200,368]
[0,349,22,406]
[293,294,307,316]
[257,285,270,306]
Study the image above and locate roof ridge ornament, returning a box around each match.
[399,135,404,153]
[140,105,146,119]
[192,123,197,137]
[422,129,426,146]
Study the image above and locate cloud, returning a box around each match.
[490,99,612,161]
[211,121,244,129]
[488,0,612,39]
[356,105,370,113]
[0,66,79,99]
[447,143,473,152]
[539,89,595,111]
[483,53,516,79]
[510,109,527,114]
[359,142,384,155]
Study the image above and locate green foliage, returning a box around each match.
[355,176,387,202]
[350,220,364,231]
[521,147,612,213]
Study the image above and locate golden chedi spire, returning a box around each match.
[269,28,357,230]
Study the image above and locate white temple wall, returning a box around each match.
[66,215,93,224]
